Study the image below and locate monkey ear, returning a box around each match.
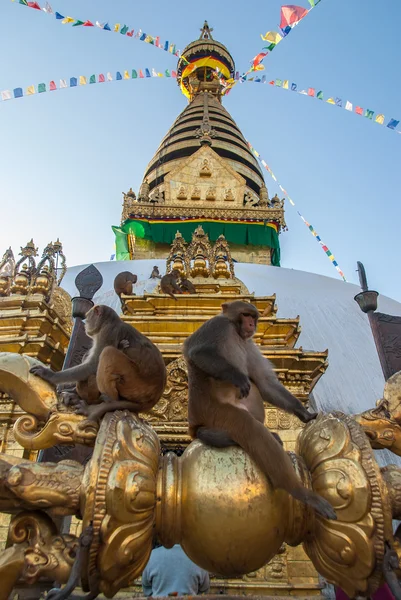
[221,303,228,313]
[94,305,101,316]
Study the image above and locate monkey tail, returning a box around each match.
[168,292,178,301]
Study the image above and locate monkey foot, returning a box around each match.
[300,411,318,423]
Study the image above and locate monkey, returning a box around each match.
[150,266,162,279]
[183,300,336,520]
[114,271,137,297]
[160,269,184,301]
[30,305,167,422]
[180,277,196,294]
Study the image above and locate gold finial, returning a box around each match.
[199,20,213,40]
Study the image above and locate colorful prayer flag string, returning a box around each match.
[247,141,347,281]
[0,68,177,103]
[12,0,182,58]
[223,2,323,95]
[241,76,401,134]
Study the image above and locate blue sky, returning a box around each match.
[1,0,400,301]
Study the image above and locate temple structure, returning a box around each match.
[114,22,284,267]
[2,22,401,600]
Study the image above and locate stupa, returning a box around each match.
[114,21,284,267]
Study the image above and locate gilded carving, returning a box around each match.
[297,412,393,597]
[145,357,189,423]
[355,369,401,455]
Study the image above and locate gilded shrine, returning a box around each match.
[1,21,401,600]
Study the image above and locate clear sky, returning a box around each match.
[1,0,400,301]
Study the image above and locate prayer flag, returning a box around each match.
[98,74,105,83]
[375,114,384,124]
[317,91,323,100]
[308,88,315,96]
[135,30,142,38]
[280,5,308,29]
[124,71,130,79]
[291,83,297,91]
[139,70,145,78]
[120,25,129,35]
[335,98,342,107]
[275,79,282,87]
[83,21,94,27]
[62,17,74,24]
[1,90,12,100]
[345,100,352,111]
[169,44,176,53]
[283,80,289,89]
[70,77,77,87]
[55,12,64,19]
[132,70,138,79]
[13,88,23,98]
[79,76,87,85]
[49,80,56,90]
[89,74,96,84]
[26,85,35,95]
[107,72,113,81]
[152,68,158,77]
[365,109,374,120]
[28,2,41,9]
[19,0,28,5]
[116,72,122,80]
[95,21,104,28]
[261,75,266,83]
[164,41,169,51]
[260,31,282,44]
[43,2,53,13]
[59,79,67,88]
[355,106,363,115]
[172,70,177,78]
[127,30,134,37]
[73,20,84,27]
[145,69,151,78]
[165,69,171,77]
[104,23,111,31]
[299,89,307,95]
[308,0,315,5]
[322,245,328,252]
[155,36,160,47]
[387,118,400,130]
[140,32,146,41]
[271,174,277,181]
[114,24,120,32]
[145,35,154,44]
[38,83,46,93]
[326,97,335,104]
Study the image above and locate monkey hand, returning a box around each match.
[118,339,130,351]
[59,390,81,408]
[29,365,57,384]
[233,373,251,399]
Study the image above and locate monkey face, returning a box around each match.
[240,313,257,339]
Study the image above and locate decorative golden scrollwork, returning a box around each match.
[0,454,83,517]
[145,357,189,423]
[166,231,188,277]
[297,412,393,597]
[0,353,98,450]
[355,370,401,455]
[0,511,79,599]
[81,410,160,597]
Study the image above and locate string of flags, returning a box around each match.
[223,2,323,95]
[247,141,347,281]
[0,68,177,103]
[240,76,400,134]
[12,0,182,57]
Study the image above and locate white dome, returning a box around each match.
[61,259,401,467]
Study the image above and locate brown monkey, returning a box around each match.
[180,277,196,294]
[114,271,137,297]
[150,266,162,279]
[30,305,166,421]
[183,300,336,520]
[160,269,183,301]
